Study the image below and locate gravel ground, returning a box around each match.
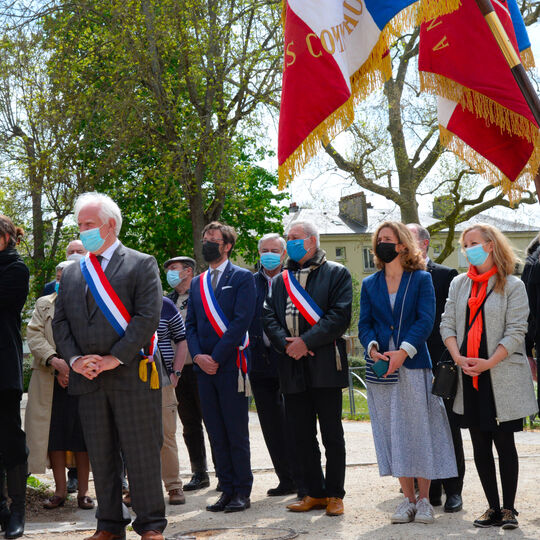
[20,407,540,539]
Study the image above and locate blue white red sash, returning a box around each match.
[199,269,251,395]
[80,253,159,388]
[282,270,323,326]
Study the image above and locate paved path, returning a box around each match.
[21,398,540,539]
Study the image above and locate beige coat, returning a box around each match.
[25,293,58,473]
[440,273,538,423]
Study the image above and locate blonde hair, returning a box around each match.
[372,221,426,272]
[460,223,517,293]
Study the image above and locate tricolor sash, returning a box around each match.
[282,270,323,326]
[199,269,251,396]
[80,253,159,389]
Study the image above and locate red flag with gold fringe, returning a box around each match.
[419,0,539,199]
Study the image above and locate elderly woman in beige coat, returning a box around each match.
[440,223,537,531]
[25,261,93,510]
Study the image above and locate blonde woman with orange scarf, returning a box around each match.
[440,224,537,531]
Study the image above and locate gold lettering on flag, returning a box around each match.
[343,14,359,34]
[331,24,345,53]
[321,30,336,55]
[285,42,296,67]
[433,36,450,51]
[306,33,322,58]
[343,0,363,15]
[426,18,442,31]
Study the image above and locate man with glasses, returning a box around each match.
[185,222,256,513]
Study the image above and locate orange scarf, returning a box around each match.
[466,264,497,390]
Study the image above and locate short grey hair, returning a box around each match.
[287,220,320,247]
[408,223,430,245]
[258,233,286,252]
[56,260,75,272]
[74,192,123,236]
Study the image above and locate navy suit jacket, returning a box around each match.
[185,260,256,372]
[358,269,435,369]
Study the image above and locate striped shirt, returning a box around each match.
[157,297,186,374]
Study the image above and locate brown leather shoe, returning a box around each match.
[326,497,344,516]
[141,531,164,540]
[168,488,186,505]
[43,495,66,509]
[84,531,125,540]
[77,495,95,509]
[287,495,328,512]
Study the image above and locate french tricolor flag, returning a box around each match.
[277,0,461,188]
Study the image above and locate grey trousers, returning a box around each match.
[79,387,166,535]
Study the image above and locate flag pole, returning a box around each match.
[474,0,540,200]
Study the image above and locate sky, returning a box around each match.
[266,20,540,227]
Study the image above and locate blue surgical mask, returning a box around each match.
[287,239,307,262]
[80,227,105,253]
[167,270,182,288]
[466,244,489,266]
[260,252,282,271]
[54,281,60,294]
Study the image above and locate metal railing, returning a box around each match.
[346,365,367,417]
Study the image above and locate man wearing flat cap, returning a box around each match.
[165,256,212,491]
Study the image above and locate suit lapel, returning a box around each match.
[392,271,412,325]
[214,260,233,299]
[377,271,394,321]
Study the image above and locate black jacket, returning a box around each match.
[426,259,458,367]
[263,250,352,394]
[248,268,280,379]
[522,240,540,356]
[0,248,30,391]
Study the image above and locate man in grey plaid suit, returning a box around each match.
[53,192,166,540]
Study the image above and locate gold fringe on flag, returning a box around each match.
[278,0,462,189]
[421,72,539,144]
[521,47,535,71]
[439,124,540,203]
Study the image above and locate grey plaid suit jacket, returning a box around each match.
[52,242,163,395]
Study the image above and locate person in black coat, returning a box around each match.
[522,234,540,408]
[249,234,303,497]
[408,224,463,513]
[0,215,30,539]
[263,221,352,517]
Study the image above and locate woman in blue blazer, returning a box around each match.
[358,221,456,525]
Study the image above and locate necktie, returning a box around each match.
[211,269,219,290]
[86,255,103,310]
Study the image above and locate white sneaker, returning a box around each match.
[415,497,435,524]
[391,497,416,523]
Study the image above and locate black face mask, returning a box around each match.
[202,241,222,263]
[376,242,399,263]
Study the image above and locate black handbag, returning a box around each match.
[432,288,494,400]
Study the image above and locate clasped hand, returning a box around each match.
[73,354,121,380]
[457,355,491,377]
[285,337,314,360]
[195,354,219,375]
[370,347,407,377]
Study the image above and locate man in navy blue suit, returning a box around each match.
[185,222,256,513]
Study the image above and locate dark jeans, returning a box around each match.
[430,397,465,498]
[175,364,208,473]
[285,387,346,499]
[250,376,303,491]
[0,390,27,469]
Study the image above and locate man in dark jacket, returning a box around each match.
[249,233,303,498]
[263,221,352,517]
[408,223,463,514]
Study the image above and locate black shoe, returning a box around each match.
[67,476,78,494]
[206,493,232,512]
[500,508,519,530]
[444,494,463,513]
[5,462,26,539]
[0,468,9,532]
[267,484,297,497]
[474,508,502,528]
[430,496,442,507]
[183,472,210,491]
[224,494,250,513]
